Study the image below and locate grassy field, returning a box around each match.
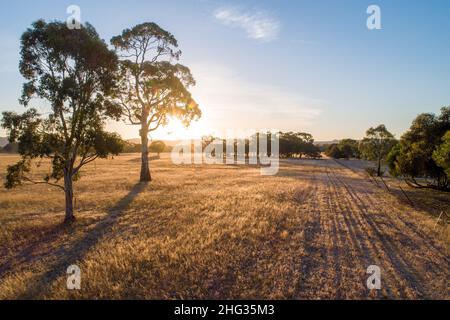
[0,154,448,299]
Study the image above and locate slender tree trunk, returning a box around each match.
[140,124,152,182]
[64,172,75,223]
[377,153,382,177]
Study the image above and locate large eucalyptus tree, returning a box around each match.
[1,20,123,223]
[111,23,201,182]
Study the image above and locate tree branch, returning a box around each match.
[22,176,65,191]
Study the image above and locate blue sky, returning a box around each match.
[1,0,449,141]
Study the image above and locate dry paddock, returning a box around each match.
[0,154,448,299]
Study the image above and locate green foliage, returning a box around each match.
[122,142,142,153]
[359,125,396,161]
[432,131,450,179]
[1,20,123,220]
[149,140,166,155]
[338,139,360,158]
[387,107,450,190]
[110,22,201,181]
[279,132,321,158]
[4,159,31,189]
[110,22,201,134]
[325,144,342,158]
[359,125,396,176]
[325,139,360,159]
[110,22,180,58]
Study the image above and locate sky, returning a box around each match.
[0,0,449,141]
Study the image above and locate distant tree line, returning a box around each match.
[279,132,321,158]
[199,131,321,160]
[122,140,170,156]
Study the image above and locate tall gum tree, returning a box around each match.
[1,20,123,223]
[110,22,201,182]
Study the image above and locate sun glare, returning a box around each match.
[152,118,212,141]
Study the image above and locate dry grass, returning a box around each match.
[0,154,448,299]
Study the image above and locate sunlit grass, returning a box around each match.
[0,154,448,299]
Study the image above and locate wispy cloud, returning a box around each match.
[190,63,324,133]
[214,7,280,42]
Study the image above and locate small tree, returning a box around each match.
[1,20,123,223]
[359,125,396,176]
[110,23,201,182]
[149,140,166,157]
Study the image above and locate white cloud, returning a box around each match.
[214,7,280,42]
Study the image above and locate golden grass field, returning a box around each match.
[0,153,448,299]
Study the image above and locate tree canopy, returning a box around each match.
[387,107,450,190]
[149,140,166,156]
[325,139,360,159]
[1,20,124,222]
[432,131,450,180]
[279,132,321,158]
[110,22,201,182]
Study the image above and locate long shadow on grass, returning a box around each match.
[19,182,148,299]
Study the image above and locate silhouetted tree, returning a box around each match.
[110,23,201,182]
[1,20,123,223]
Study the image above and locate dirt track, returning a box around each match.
[287,159,449,299]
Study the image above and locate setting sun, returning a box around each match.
[151,118,212,141]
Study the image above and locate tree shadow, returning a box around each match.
[387,181,450,218]
[0,223,67,278]
[19,182,148,299]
